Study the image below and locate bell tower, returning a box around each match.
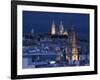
[69,26,78,62]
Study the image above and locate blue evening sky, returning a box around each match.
[23,11,89,39]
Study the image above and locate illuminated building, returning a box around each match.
[69,26,78,62]
[51,21,68,36]
[51,21,56,35]
[63,30,68,36]
[59,21,64,35]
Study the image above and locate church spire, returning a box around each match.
[70,26,78,61]
[31,28,34,34]
[63,29,68,36]
[59,21,64,35]
[51,20,56,35]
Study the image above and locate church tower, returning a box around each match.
[51,21,56,35]
[69,26,78,62]
[59,21,64,35]
[31,28,34,35]
[63,29,68,36]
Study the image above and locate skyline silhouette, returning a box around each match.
[23,11,89,40]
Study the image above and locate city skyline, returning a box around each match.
[22,11,90,68]
[23,11,89,40]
